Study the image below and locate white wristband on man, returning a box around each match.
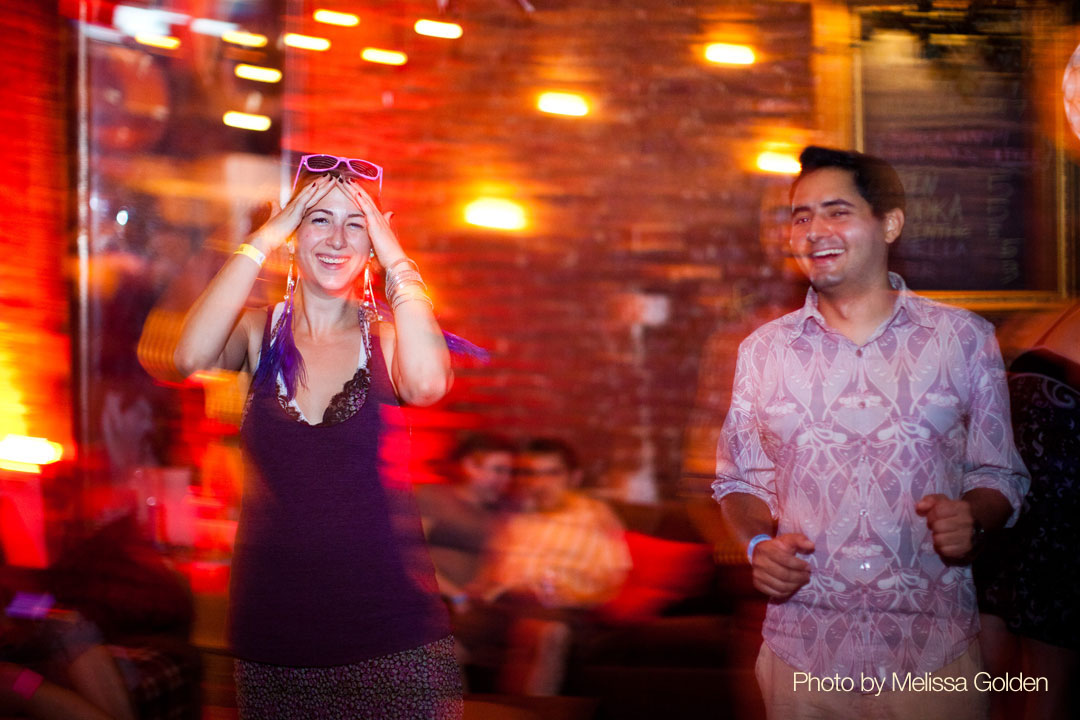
[747,533,772,564]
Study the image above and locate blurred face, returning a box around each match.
[789,167,902,298]
[516,452,576,512]
[461,450,514,506]
[294,181,372,297]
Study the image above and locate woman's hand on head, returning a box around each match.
[249,174,336,253]
[343,178,405,266]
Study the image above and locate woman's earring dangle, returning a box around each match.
[362,248,379,323]
[285,244,296,301]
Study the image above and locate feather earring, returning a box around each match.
[253,243,306,399]
[362,248,379,323]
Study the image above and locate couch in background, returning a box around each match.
[561,497,767,720]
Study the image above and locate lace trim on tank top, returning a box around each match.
[266,303,372,427]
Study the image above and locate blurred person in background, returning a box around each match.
[466,437,631,695]
[481,438,630,612]
[714,146,1028,720]
[1,584,136,720]
[169,154,460,719]
[416,432,516,609]
[976,300,1080,720]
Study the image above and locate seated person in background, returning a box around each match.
[1,589,136,720]
[416,432,516,608]
[466,438,631,695]
[480,438,630,609]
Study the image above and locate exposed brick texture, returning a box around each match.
[285,0,815,498]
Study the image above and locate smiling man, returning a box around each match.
[713,146,1029,719]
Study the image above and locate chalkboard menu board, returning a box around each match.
[858,9,1058,293]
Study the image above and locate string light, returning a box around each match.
[235,64,283,83]
[135,34,181,49]
[223,112,272,131]
[284,33,331,51]
[222,30,268,47]
[537,92,589,117]
[705,43,756,65]
[414,19,463,39]
[314,9,360,27]
[361,48,408,66]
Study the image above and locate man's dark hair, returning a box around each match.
[793,146,906,218]
[452,432,517,463]
[521,437,579,472]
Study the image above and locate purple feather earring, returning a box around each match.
[254,243,307,399]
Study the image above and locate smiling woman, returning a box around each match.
[168,155,461,719]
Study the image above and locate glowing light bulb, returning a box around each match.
[756,151,801,175]
[0,435,63,466]
[235,64,282,83]
[464,198,527,230]
[537,92,589,117]
[314,9,360,27]
[415,19,463,39]
[223,112,272,131]
[222,30,268,47]
[284,33,331,51]
[705,43,756,66]
[361,48,408,65]
[135,34,181,50]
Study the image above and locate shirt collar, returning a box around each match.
[787,272,935,344]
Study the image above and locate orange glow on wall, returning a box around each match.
[0,2,73,483]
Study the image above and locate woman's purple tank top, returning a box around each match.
[227,310,449,666]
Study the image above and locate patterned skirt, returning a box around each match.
[234,635,463,720]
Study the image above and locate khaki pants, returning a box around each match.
[755,641,989,720]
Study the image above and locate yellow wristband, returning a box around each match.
[234,243,266,267]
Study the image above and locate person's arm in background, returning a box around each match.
[1,611,135,720]
[2,662,116,720]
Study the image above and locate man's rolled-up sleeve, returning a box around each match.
[962,323,1030,526]
[712,338,780,518]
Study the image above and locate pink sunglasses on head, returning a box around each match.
[291,153,384,191]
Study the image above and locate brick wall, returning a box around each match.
[285,0,817,498]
